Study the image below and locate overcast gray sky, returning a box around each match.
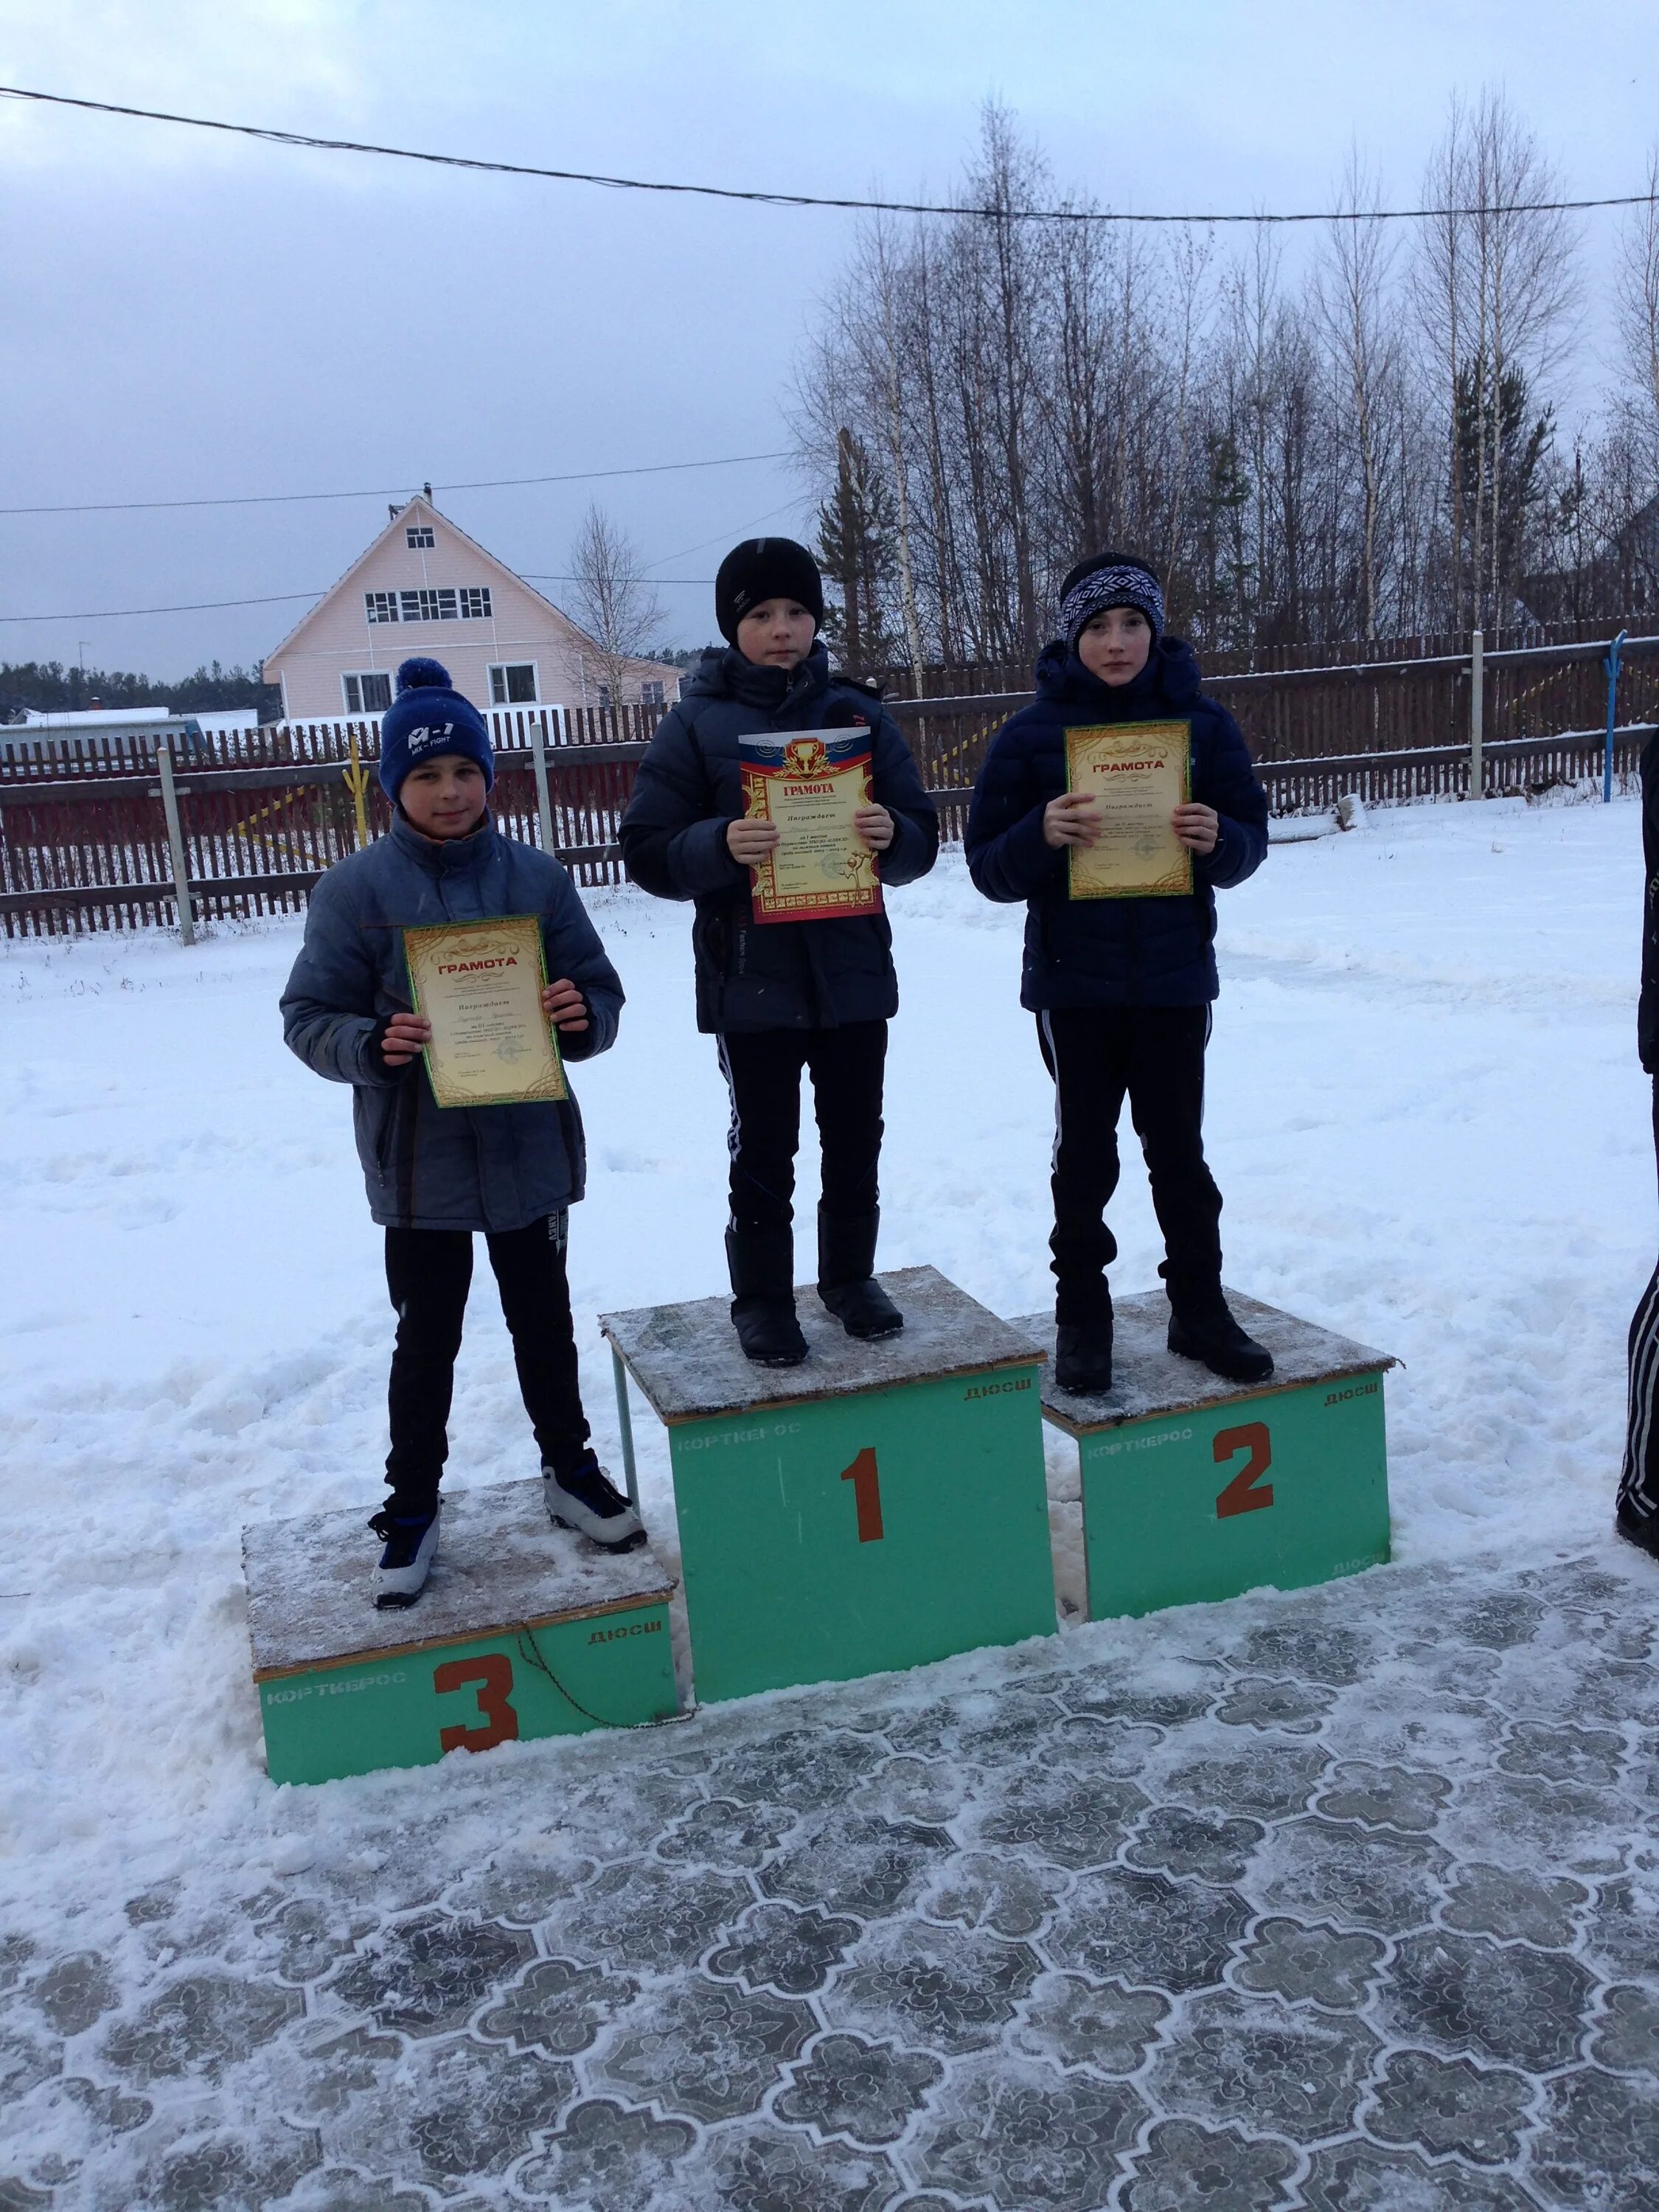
[1,0,1654,678]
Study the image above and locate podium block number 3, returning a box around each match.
[840,1448,885,1543]
[434,1653,520,1752]
[1214,1422,1274,1519]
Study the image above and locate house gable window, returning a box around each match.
[366,585,493,625]
[400,588,458,622]
[343,672,392,714]
[489,662,538,705]
[406,525,435,549]
[640,680,666,707]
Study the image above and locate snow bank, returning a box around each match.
[0,795,1651,1919]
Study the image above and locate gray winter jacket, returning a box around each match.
[280,813,623,1231]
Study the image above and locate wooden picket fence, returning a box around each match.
[2,641,1657,937]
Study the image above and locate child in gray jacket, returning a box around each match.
[281,657,637,1606]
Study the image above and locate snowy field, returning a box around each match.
[2,793,1656,2207]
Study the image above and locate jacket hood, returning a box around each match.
[1033,634,1203,715]
[683,640,833,713]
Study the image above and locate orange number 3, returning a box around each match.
[1214,1422,1274,1519]
[434,1653,520,1753]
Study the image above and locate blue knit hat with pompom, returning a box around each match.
[377,657,493,803]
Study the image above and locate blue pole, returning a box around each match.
[1604,629,1627,803]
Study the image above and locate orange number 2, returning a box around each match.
[1214,1422,1274,1519]
[434,1653,520,1752]
[840,1447,885,1543]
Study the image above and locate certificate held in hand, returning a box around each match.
[1065,720,1194,900]
[403,914,568,1108]
[740,728,883,925]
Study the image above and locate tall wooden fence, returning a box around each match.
[3,639,1656,938]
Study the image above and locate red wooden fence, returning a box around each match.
[3,641,1655,938]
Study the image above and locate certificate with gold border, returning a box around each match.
[740,728,883,925]
[1064,720,1193,900]
[403,914,568,1108]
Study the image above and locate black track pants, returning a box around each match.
[383,1213,590,1512]
[1619,1077,1659,1532]
[717,1021,888,1234]
[1036,1004,1224,1321]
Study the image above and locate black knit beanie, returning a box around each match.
[714,538,825,645]
[1057,552,1166,650]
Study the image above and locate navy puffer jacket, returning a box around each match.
[965,636,1267,1007]
[619,643,939,1032]
[281,813,623,1231]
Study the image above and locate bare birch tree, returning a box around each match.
[566,504,665,716]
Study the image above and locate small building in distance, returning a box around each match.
[262,493,681,721]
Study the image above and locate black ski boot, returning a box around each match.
[1615,1498,1659,1562]
[726,1225,808,1367]
[818,1208,903,1340]
[1166,1280,1273,1384]
[1055,1318,1114,1396]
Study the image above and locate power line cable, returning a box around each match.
[0,449,789,518]
[4,83,1656,226]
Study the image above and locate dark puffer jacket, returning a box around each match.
[965,636,1268,1008]
[280,813,623,1231]
[619,643,939,1032]
[1641,729,1659,1075]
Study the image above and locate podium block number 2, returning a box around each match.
[1214,1422,1274,1520]
[840,1448,885,1543]
[434,1653,519,1752]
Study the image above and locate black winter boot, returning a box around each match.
[1055,1319,1113,1397]
[817,1209,903,1340]
[726,1225,808,1367]
[1166,1279,1273,1384]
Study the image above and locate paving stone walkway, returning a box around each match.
[2,1548,1656,2210]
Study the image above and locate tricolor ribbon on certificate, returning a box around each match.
[739,727,883,924]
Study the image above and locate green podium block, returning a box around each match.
[602,1266,1054,1705]
[244,1480,678,1786]
[1018,1293,1395,1621]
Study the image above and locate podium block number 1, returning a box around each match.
[840,1448,885,1543]
[1214,1422,1274,1520]
[435,1653,519,1752]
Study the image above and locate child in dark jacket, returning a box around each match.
[281,656,640,1606]
[619,538,939,1365]
[966,554,1270,1397]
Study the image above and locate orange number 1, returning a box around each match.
[434,1653,519,1752]
[1214,1422,1274,1519]
[840,1447,885,1542]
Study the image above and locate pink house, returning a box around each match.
[262,494,681,720]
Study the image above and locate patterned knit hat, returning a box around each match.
[377,658,493,803]
[1058,554,1165,651]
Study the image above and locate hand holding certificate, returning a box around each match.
[403,914,568,1107]
[739,728,884,924]
[1060,720,1194,900]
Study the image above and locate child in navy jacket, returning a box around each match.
[619,538,938,1366]
[282,658,640,1605]
[966,554,1270,1396]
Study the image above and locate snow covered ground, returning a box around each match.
[2,793,1656,2208]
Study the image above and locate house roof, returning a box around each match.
[262,495,675,678]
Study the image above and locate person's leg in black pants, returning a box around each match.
[718,1029,809,1236]
[1124,1004,1225,1300]
[806,1020,900,1334]
[383,1226,475,1514]
[717,1029,811,1361]
[1618,1074,1659,1558]
[1037,1006,1130,1325]
[484,1211,591,1481]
